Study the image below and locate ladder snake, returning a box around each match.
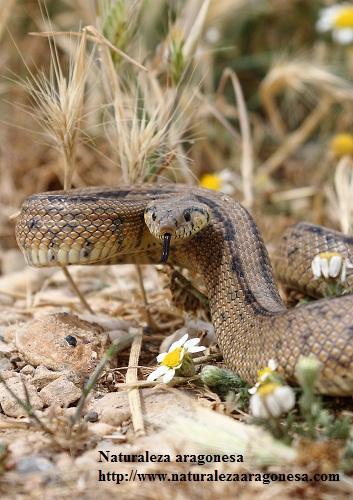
[15,185,353,396]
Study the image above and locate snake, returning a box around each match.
[15,184,353,396]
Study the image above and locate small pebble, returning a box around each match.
[65,335,77,347]
[16,455,54,474]
[20,364,35,376]
[85,410,99,423]
[0,358,12,371]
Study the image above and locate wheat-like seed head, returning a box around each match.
[24,29,89,189]
[260,59,353,137]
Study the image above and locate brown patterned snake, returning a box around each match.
[15,185,353,396]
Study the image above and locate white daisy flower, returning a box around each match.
[250,383,295,419]
[248,359,277,395]
[311,251,353,282]
[199,169,237,195]
[316,4,353,45]
[147,334,206,384]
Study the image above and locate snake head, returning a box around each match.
[144,197,210,263]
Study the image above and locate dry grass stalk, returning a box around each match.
[270,186,317,203]
[100,50,193,183]
[260,60,353,139]
[25,28,95,313]
[182,0,211,59]
[0,0,15,42]
[326,156,353,234]
[62,267,94,314]
[258,96,333,178]
[218,68,254,208]
[25,28,88,189]
[125,328,145,437]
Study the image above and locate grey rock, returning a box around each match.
[0,358,12,371]
[15,313,109,376]
[20,364,35,376]
[32,365,62,389]
[39,376,81,407]
[0,377,43,417]
[16,455,55,474]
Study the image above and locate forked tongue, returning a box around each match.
[160,233,172,263]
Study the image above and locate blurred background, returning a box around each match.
[2,0,353,259]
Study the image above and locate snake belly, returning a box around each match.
[15,185,353,396]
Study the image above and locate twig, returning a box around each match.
[218,68,254,208]
[0,376,54,436]
[193,353,223,365]
[257,96,332,178]
[135,265,154,328]
[126,328,145,437]
[116,375,200,390]
[71,338,132,426]
[29,28,147,72]
[62,267,94,314]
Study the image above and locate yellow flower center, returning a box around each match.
[258,382,281,397]
[318,251,341,261]
[199,174,222,191]
[161,347,184,368]
[257,366,273,381]
[330,133,353,157]
[334,8,353,29]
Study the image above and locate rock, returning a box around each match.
[98,406,130,427]
[39,376,81,407]
[90,393,131,427]
[0,358,12,371]
[0,340,15,355]
[0,370,16,380]
[8,434,48,460]
[15,313,109,376]
[85,410,99,423]
[90,389,193,431]
[16,455,55,474]
[88,422,116,437]
[0,377,43,417]
[32,366,62,389]
[20,365,35,376]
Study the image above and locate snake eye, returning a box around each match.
[152,212,157,221]
[184,210,191,222]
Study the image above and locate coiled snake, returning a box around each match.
[15,185,353,396]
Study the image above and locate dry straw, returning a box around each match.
[25,29,89,189]
[259,60,353,178]
[327,156,353,235]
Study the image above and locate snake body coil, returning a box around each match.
[15,185,353,395]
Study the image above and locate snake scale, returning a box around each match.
[15,185,353,396]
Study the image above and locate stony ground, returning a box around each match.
[0,249,352,499]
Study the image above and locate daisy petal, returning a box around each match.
[311,255,322,278]
[340,262,347,282]
[157,352,167,363]
[321,258,329,278]
[188,345,206,353]
[147,365,169,381]
[162,369,175,383]
[333,27,353,44]
[184,338,201,349]
[328,255,342,277]
[169,333,189,352]
[268,359,277,370]
[248,386,258,395]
